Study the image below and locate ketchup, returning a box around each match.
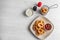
[37,2,42,7]
[44,23,52,30]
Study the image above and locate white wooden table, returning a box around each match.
[0,0,60,40]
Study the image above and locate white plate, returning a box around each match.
[30,16,54,40]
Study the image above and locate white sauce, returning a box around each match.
[26,9,33,17]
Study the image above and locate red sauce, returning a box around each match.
[44,23,52,30]
[37,2,42,7]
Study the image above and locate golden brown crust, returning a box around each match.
[32,19,45,36]
[41,7,48,14]
[35,28,45,36]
